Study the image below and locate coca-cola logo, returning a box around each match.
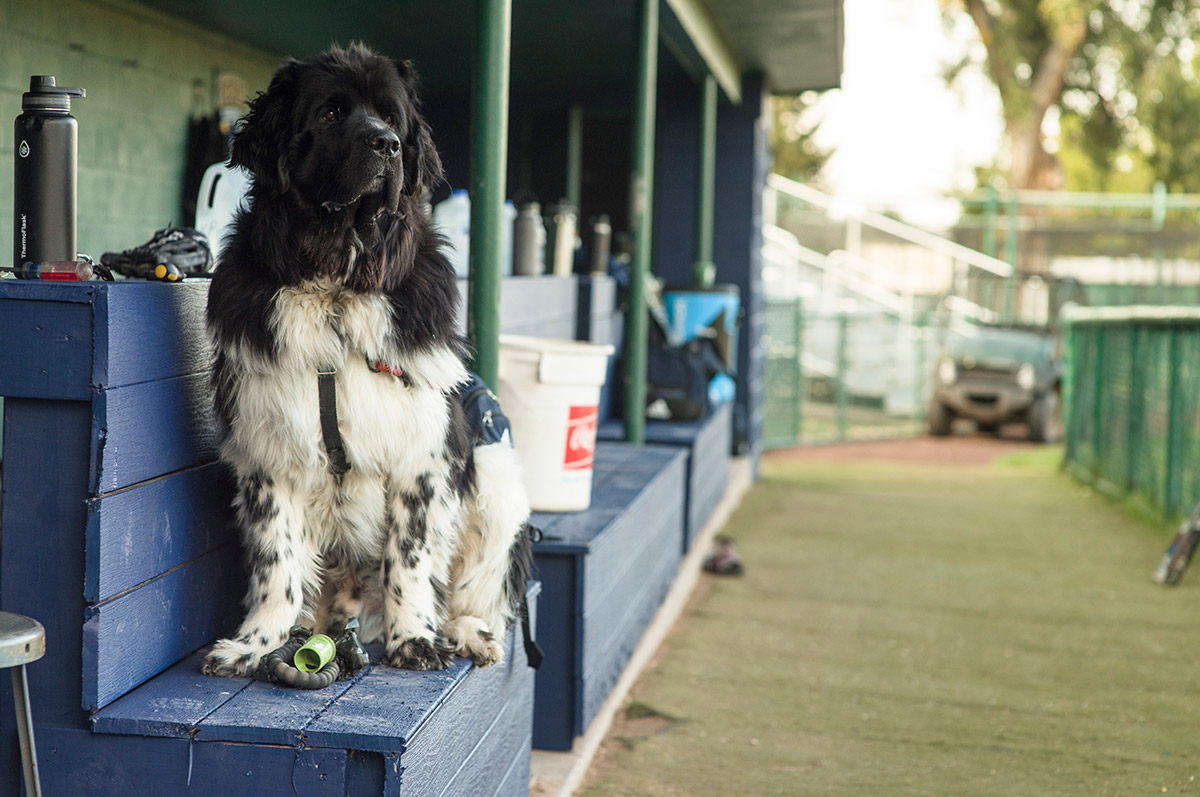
[18,140,29,158]
[563,405,598,470]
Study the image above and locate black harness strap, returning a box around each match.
[317,368,351,477]
[520,598,544,670]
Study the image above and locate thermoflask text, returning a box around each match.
[13,75,86,274]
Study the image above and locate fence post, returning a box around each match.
[913,318,926,431]
[1153,180,1167,304]
[793,297,804,446]
[1003,193,1018,322]
[1063,318,1076,464]
[836,312,848,441]
[982,182,998,259]
[1092,326,1105,480]
[1126,323,1142,493]
[1165,324,1183,518]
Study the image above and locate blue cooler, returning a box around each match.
[662,285,740,405]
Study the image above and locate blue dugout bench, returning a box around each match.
[0,275,731,791]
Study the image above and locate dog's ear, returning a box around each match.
[231,60,300,195]
[393,59,444,198]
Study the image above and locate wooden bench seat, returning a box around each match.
[66,586,539,795]
[599,402,733,552]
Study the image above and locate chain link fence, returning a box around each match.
[763,297,937,448]
[1064,308,1200,521]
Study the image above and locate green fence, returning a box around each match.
[763,297,932,448]
[1064,307,1200,521]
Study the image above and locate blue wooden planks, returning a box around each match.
[598,401,732,551]
[0,397,94,796]
[2,278,545,793]
[392,617,536,796]
[0,281,214,398]
[0,294,94,399]
[38,725,352,796]
[531,442,688,749]
[200,673,363,745]
[84,461,235,603]
[90,370,220,494]
[88,604,537,795]
[94,281,213,389]
[83,544,245,711]
[91,650,253,738]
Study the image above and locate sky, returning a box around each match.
[808,0,1005,225]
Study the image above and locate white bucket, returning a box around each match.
[498,334,615,512]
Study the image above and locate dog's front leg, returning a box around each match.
[202,472,313,677]
[381,474,458,671]
[446,443,531,667]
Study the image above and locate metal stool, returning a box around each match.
[0,612,44,797]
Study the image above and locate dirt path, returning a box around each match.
[765,432,1042,465]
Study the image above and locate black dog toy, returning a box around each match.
[254,618,370,689]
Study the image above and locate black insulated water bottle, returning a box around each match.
[13,75,85,271]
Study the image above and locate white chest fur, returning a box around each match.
[222,278,468,483]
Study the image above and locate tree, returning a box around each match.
[952,0,1095,190]
[770,93,831,185]
[946,0,1200,192]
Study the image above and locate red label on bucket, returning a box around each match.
[564,405,599,470]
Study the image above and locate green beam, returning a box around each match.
[663,0,741,104]
[566,105,583,212]
[693,73,717,288]
[468,0,512,390]
[624,0,658,445]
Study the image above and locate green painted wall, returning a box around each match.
[0,0,279,266]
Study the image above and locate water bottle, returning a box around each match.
[432,189,471,278]
[13,76,86,274]
[512,201,546,276]
[544,200,578,277]
[588,215,612,276]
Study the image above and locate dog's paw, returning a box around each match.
[385,637,456,671]
[202,638,262,678]
[444,616,504,668]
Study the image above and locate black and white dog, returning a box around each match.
[201,44,531,676]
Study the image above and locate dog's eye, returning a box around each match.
[384,114,397,127]
[323,107,341,122]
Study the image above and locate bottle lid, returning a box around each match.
[22,76,86,113]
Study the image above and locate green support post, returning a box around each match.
[467,0,512,390]
[982,182,998,259]
[623,0,658,445]
[1152,180,1166,303]
[567,105,583,213]
[1003,193,1019,322]
[693,73,717,288]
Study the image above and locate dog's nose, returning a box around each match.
[369,128,401,158]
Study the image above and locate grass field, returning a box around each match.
[579,443,1200,796]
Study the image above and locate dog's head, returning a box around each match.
[232,43,442,220]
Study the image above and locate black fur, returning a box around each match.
[207,42,463,365]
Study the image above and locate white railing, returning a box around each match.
[766,173,1014,278]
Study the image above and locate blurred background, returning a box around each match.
[762,0,1200,505]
